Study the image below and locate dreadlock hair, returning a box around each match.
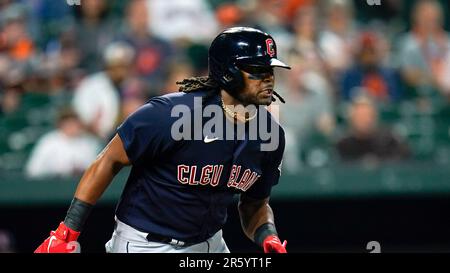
[177,76,220,103]
[176,76,285,103]
[177,76,218,92]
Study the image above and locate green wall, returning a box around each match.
[1,163,449,206]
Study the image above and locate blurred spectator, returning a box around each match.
[354,0,404,25]
[283,0,316,22]
[147,0,218,43]
[25,107,102,178]
[397,0,450,101]
[240,0,315,27]
[437,51,450,100]
[72,41,135,140]
[52,31,83,80]
[34,54,76,109]
[30,0,75,49]
[281,70,335,172]
[0,61,26,115]
[162,60,194,94]
[319,0,357,78]
[0,229,15,253]
[120,77,148,120]
[71,0,117,73]
[117,0,173,95]
[340,31,403,103]
[287,5,332,88]
[281,5,337,172]
[215,2,244,29]
[336,94,410,162]
[0,85,22,116]
[240,0,295,56]
[0,2,34,62]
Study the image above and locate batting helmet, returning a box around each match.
[208,27,290,95]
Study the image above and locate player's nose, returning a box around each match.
[262,72,274,82]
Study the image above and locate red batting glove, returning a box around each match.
[34,222,81,253]
[263,235,287,253]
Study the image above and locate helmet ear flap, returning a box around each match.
[224,64,244,95]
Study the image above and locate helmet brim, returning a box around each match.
[270,58,291,69]
[236,56,291,69]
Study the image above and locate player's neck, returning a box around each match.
[220,90,241,107]
[220,90,257,123]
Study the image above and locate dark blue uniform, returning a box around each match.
[115,90,285,244]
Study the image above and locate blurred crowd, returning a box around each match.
[0,0,449,178]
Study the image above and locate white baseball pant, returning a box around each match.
[105,217,230,253]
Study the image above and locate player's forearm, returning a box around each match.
[63,156,121,231]
[238,196,274,242]
[63,135,129,232]
[60,157,117,232]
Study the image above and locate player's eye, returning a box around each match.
[239,65,273,79]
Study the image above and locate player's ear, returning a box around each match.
[224,64,244,92]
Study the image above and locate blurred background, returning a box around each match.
[0,0,449,253]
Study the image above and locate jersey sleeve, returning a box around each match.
[244,127,286,199]
[116,97,174,164]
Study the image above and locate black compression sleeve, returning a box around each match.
[254,223,278,247]
[63,198,93,232]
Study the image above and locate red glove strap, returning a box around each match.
[54,222,80,241]
[263,235,287,253]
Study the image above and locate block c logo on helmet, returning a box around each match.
[265,39,275,57]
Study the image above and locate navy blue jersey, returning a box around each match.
[115,90,285,243]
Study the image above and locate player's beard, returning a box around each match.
[234,89,273,106]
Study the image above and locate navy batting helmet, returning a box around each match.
[208,27,290,95]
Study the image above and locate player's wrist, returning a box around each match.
[54,222,81,241]
[63,198,93,232]
[254,223,278,247]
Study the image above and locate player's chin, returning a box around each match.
[257,94,273,106]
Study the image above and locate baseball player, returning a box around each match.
[35,27,290,253]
